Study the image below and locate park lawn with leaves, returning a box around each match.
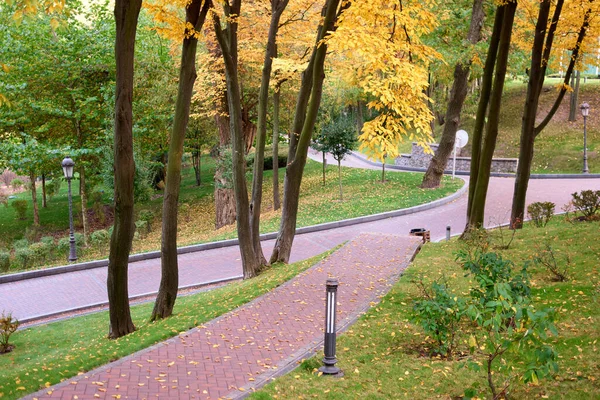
[251,217,600,400]
[0,247,338,400]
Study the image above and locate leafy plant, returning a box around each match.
[527,201,555,227]
[11,199,28,220]
[456,250,558,400]
[29,242,51,265]
[10,178,24,191]
[90,229,110,247]
[534,241,571,282]
[412,277,466,358]
[0,252,10,272]
[0,193,7,208]
[571,190,600,220]
[135,220,148,237]
[12,238,29,250]
[91,191,105,224]
[15,247,33,269]
[0,312,19,354]
[137,210,154,234]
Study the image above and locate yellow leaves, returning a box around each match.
[49,17,59,30]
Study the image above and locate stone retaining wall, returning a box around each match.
[395,143,518,173]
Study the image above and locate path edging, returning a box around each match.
[1,180,466,284]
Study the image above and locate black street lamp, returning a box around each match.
[580,102,590,174]
[61,157,77,262]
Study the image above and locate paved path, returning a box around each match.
[2,152,600,322]
[27,233,422,400]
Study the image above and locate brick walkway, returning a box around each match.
[26,233,421,400]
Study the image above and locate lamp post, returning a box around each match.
[61,157,77,262]
[580,102,590,174]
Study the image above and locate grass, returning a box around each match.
[251,217,600,399]
[0,246,339,400]
[1,157,463,273]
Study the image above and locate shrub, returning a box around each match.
[0,169,17,188]
[10,178,24,191]
[40,236,55,246]
[571,190,600,219]
[29,242,51,265]
[0,193,7,208]
[411,277,465,358]
[15,247,33,269]
[57,237,70,254]
[0,252,10,272]
[12,238,29,250]
[135,220,148,237]
[246,154,288,171]
[24,225,42,242]
[11,199,28,220]
[534,241,571,282]
[91,191,105,224]
[90,229,110,247]
[49,177,62,200]
[138,210,154,233]
[74,233,84,247]
[0,312,19,353]
[527,201,555,227]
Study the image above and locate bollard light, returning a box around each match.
[319,278,342,376]
[446,225,451,241]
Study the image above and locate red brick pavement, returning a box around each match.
[26,233,421,400]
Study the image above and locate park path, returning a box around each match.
[26,233,422,400]
[2,151,600,322]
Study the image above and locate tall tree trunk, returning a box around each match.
[468,1,517,229]
[192,149,201,186]
[152,0,210,321]
[338,159,342,200]
[41,173,47,208]
[29,170,39,226]
[212,0,263,278]
[272,82,282,211]
[510,2,589,229]
[569,71,579,122]
[79,166,88,245]
[270,0,346,264]
[214,102,236,229]
[356,99,364,135]
[249,0,289,270]
[465,5,505,224]
[107,0,142,339]
[381,162,386,183]
[421,0,485,189]
[322,151,326,185]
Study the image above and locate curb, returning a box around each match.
[349,151,600,179]
[0,180,467,284]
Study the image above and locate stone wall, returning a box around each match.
[395,143,518,173]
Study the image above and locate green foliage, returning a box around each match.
[10,179,24,191]
[319,115,357,162]
[12,238,29,250]
[57,237,70,254]
[89,229,109,247]
[527,201,555,228]
[0,194,7,208]
[135,220,148,237]
[246,154,287,171]
[137,210,154,234]
[0,312,19,353]
[24,225,42,243]
[11,199,27,220]
[412,277,465,358]
[14,246,33,269]
[29,242,51,264]
[571,190,600,219]
[90,191,105,224]
[40,236,55,246]
[214,146,234,190]
[0,251,10,272]
[48,177,62,201]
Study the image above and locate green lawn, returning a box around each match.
[1,157,463,273]
[0,247,338,400]
[252,217,600,399]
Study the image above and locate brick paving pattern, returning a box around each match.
[27,233,421,400]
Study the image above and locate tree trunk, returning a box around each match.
[41,174,47,208]
[422,0,484,189]
[214,102,236,229]
[356,99,364,135]
[107,0,142,339]
[273,84,281,211]
[569,71,578,122]
[510,1,589,229]
[79,166,89,245]
[152,0,210,321]
[465,5,505,225]
[468,1,517,229]
[29,170,39,226]
[381,162,386,183]
[249,0,289,269]
[322,151,326,185]
[270,0,344,264]
[338,159,342,200]
[192,149,201,186]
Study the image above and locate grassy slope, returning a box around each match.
[0,247,338,400]
[252,218,600,399]
[1,158,462,273]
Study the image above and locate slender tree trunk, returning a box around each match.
[422,0,484,189]
[42,173,47,208]
[152,0,210,321]
[272,83,281,211]
[468,1,517,229]
[569,72,577,121]
[465,5,505,225]
[214,103,236,229]
[322,151,326,185]
[381,162,386,183]
[510,2,589,229]
[29,170,39,226]
[356,100,364,135]
[107,0,142,339]
[79,166,89,245]
[269,0,346,264]
[338,159,342,200]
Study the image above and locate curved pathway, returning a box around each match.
[1,152,600,323]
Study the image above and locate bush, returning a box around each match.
[24,225,42,242]
[0,252,10,272]
[0,312,19,353]
[11,199,28,220]
[0,193,7,208]
[40,236,55,246]
[90,229,110,247]
[12,238,29,250]
[10,178,24,191]
[527,201,555,227]
[91,191,105,224]
[246,154,288,171]
[0,169,17,188]
[57,237,70,254]
[138,210,154,234]
[135,220,148,237]
[571,190,600,219]
[534,241,571,282]
[48,177,62,200]
[15,247,33,269]
[29,242,51,265]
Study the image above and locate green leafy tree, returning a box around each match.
[320,115,356,200]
